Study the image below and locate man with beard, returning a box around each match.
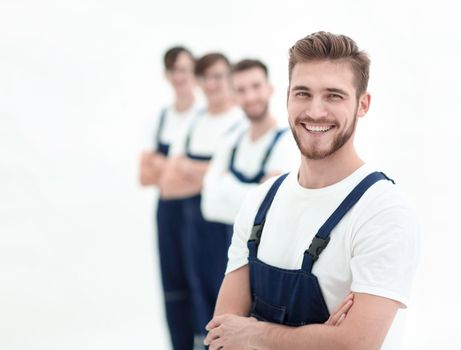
[204,32,420,350]
[201,59,298,226]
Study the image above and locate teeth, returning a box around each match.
[306,125,333,132]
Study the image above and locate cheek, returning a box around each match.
[287,101,301,118]
[330,103,353,118]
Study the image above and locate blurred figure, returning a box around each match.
[139,46,199,350]
[160,52,245,348]
[202,59,299,225]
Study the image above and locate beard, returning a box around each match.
[289,106,358,160]
[243,101,270,122]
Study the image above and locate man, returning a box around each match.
[160,53,245,348]
[138,46,199,350]
[205,32,420,350]
[201,59,298,225]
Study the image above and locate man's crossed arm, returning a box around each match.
[205,265,399,350]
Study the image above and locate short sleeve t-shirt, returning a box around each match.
[227,163,420,349]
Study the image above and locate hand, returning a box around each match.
[139,151,165,186]
[324,293,354,326]
[139,151,156,185]
[204,314,260,350]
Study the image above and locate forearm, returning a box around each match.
[251,297,394,350]
[251,322,347,350]
[157,157,201,198]
[207,293,397,350]
[139,152,167,186]
[214,265,252,317]
[159,171,202,199]
[181,159,209,181]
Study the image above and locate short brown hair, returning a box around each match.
[231,59,269,77]
[164,46,194,70]
[288,31,370,97]
[195,53,230,76]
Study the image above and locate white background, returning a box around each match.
[1,0,460,349]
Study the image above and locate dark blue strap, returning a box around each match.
[253,173,289,227]
[317,172,394,240]
[154,107,168,151]
[157,142,170,156]
[186,152,212,161]
[228,131,245,174]
[229,128,289,184]
[228,132,265,183]
[259,128,289,171]
[248,173,289,259]
[301,171,395,271]
[184,108,239,162]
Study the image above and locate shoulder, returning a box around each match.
[350,172,420,246]
[356,176,417,219]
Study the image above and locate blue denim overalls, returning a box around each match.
[155,108,194,350]
[181,116,242,348]
[248,171,394,325]
[228,128,288,183]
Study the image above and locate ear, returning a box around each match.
[357,92,371,118]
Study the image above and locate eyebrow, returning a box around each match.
[291,85,310,91]
[290,85,349,96]
[326,88,349,96]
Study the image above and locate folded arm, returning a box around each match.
[138,151,167,186]
[207,264,397,350]
[159,156,209,199]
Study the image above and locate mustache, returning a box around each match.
[294,116,337,125]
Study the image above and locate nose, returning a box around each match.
[305,96,328,120]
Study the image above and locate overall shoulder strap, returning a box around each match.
[249,173,290,244]
[302,171,395,271]
[259,128,289,171]
[154,107,168,148]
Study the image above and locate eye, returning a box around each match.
[327,94,343,100]
[294,91,310,97]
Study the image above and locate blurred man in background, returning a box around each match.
[139,46,200,350]
[202,58,299,227]
[160,52,245,348]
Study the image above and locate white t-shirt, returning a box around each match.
[202,126,299,224]
[227,163,420,349]
[149,103,201,154]
[170,106,247,158]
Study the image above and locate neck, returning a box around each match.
[208,99,234,114]
[298,142,364,189]
[249,114,277,141]
[174,92,195,112]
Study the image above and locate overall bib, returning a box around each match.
[248,171,394,325]
[228,128,288,183]
[181,117,240,348]
[155,108,194,350]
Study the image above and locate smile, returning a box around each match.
[302,123,335,133]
